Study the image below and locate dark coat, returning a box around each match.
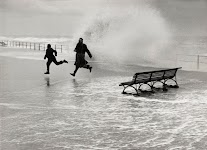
[74,43,92,58]
[74,43,92,67]
[44,48,57,59]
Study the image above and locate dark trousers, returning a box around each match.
[47,57,63,72]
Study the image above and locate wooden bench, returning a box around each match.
[119,67,182,95]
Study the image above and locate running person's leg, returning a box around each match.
[70,53,92,76]
[70,53,80,76]
[45,59,53,74]
[52,57,68,65]
[83,64,92,72]
[70,65,79,76]
[81,54,92,72]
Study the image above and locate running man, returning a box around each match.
[44,44,68,74]
[70,38,92,77]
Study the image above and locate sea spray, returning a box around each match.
[72,1,173,67]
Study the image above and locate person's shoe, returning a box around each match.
[44,71,50,74]
[70,73,75,77]
[89,67,92,73]
[63,60,68,63]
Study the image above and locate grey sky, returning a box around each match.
[0,0,102,37]
[0,0,207,37]
[152,0,207,36]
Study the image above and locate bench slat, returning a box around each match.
[150,72,164,81]
[134,73,151,80]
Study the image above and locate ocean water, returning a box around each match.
[1,35,207,149]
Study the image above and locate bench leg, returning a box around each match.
[163,83,168,91]
[122,91,127,94]
[122,86,127,94]
[122,85,140,96]
[139,83,153,92]
[148,83,155,93]
[173,80,179,88]
[165,78,179,88]
[150,81,166,92]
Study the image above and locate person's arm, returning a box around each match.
[74,43,78,52]
[85,45,92,58]
[44,50,47,59]
[53,49,57,56]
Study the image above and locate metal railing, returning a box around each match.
[176,54,207,70]
[0,40,68,53]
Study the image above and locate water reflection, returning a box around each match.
[44,77,50,87]
[72,78,78,88]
